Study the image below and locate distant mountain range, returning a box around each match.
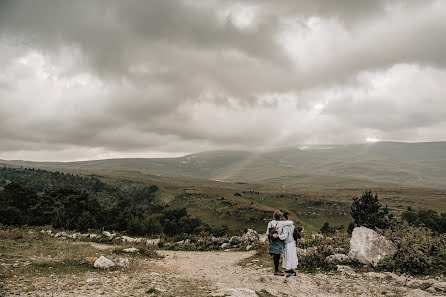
[2,142,446,189]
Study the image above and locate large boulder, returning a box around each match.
[348,227,397,266]
[241,229,259,243]
[94,256,115,269]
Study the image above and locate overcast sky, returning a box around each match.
[1,0,445,161]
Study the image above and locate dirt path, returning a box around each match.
[2,246,444,297]
[154,251,442,297]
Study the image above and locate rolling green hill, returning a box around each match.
[2,142,446,189]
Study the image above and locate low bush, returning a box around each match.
[377,221,446,275]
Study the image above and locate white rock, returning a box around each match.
[241,229,259,243]
[103,231,112,237]
[348,227,397,266]
[258,233,268,243]
[68,233,81,239]
[93,256,115,269]
[229,236,242,245]
[54,232,67,238]
[122,248,139,253]
[221,243,231,249]
[145,238,160,246]
[246,245,253,251]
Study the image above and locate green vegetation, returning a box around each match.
[0,167,206,237]
[349,190,391,232]
[378,222,446,275]
[402,208,446,233]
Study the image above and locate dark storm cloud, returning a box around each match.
[0,0,445,161]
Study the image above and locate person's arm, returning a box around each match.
[278,226,289,240]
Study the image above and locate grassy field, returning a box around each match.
[85,169,446,235]
[2,161,446,236]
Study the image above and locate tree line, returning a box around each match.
[0,167,208,236]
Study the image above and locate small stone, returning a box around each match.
[94,256,115,269]
[221,243,231,249]
[229,236,242,245]
[122,248,139,253]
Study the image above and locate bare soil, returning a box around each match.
[2,245,445,297]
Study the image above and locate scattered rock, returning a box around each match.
[221,243,231,249]
[146,238,160,246]
[348,227,397,266]
[103,231,112,237]
[68,233,81,239]
[326,254,349,263]
[122,248,139,253]
[40,230,53,236]
[93,256,115,269]
[54,232,67,238]
[229,236,242,245]
[241,229,259,243]
[258,233,268,243]
[245,245,253,251]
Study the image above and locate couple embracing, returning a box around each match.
[267,210,300,276]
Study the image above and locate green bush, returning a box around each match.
[402,208,446,233]
[377,221,446,275]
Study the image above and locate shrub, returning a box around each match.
[350,190,391,231]
[402,208,446,233]
[377,221,446,275]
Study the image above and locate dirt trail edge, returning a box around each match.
[2,249,443,297]
[156,251,441,297]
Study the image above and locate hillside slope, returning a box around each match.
[2,142,446,188]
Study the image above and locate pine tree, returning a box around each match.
[350,190,390,230]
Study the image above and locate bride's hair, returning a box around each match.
[273,210,283,220]
[283,210,290,220]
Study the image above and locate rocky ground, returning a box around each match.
[2,242,445,297]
